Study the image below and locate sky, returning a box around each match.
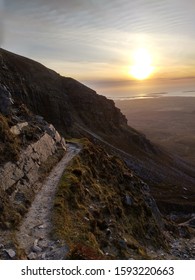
[0,0,195,96]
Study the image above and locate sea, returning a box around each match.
[92,78,195,101]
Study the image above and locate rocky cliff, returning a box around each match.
[0,48,126,136]
[0,85,67,258]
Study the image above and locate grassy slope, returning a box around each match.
[0,114,20,164]
[52,140,167,259]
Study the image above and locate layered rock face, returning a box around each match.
[0,127,65,192]
[0,86,66,230]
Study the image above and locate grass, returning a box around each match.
[52,139,167,259]
[52,159,100,248]
[0,188,21,229]
[0,114,20,164]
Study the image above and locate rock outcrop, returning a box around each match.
[0,87,66,233]
[0,87,67,259]
[0,129,66,192]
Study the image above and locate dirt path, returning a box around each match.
[16,143,81,260]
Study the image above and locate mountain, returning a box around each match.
[0,48,194,259]
[1,48,195,213]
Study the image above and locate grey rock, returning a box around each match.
[0,130,64,192]
[5,249,16,258]
[144,196,164,229]
[124,195,133,206]
[28,252,37,260]
[32,245,42,253]
[38,224,47,229]
[45,245,69,260]
[0,244,4,249]
[38,240,49,248]
[34,239,39,247]
[118,239,127,249]
[41,253,47,259]
[35,115,44,122]
[45,124,66,150]
[183,254,189,259]
[49,246,55,251]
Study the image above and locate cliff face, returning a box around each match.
[0,49,127,136]
[0,49,169,157]
[0,85,66,231]
[0,49,155,155]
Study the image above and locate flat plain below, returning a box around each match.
[115,96,195,166]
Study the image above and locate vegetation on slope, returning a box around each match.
[0,114,20,164]
[52,139,167,259]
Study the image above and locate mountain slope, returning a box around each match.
[0,48,195,213]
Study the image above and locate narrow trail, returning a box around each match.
[16,143,81,260]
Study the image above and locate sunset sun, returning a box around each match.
[130,48,154,80]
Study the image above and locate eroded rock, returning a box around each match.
[28,252,37,260]
[32,245,42,253]
[5,249,16,258]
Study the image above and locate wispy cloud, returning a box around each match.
[2,0,195,79]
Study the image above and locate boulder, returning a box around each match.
[5,249,16,258]
[28,252,37,260]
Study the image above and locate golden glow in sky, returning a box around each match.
[3,1,195,82]
[130,48,154,80]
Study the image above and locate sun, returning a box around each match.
[130,48,154,80]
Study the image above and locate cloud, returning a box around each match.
[3,0,195,79]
